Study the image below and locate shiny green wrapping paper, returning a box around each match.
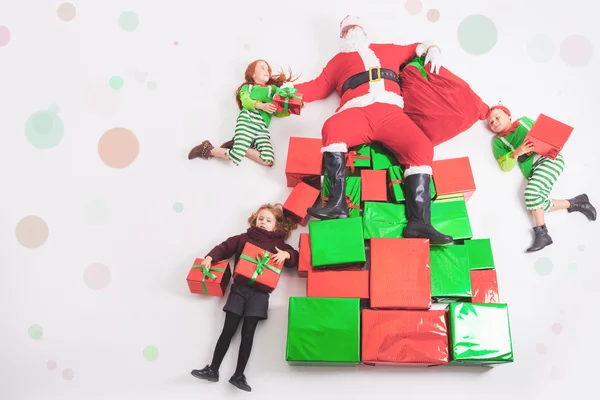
[308,218,366,269]
[430,245,472,301]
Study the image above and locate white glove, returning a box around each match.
[424,46,442,74]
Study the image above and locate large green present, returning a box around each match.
[430,195,473,240]
[308,218,366,269]
[371,143,400,170]
[322,175,361,218]
[449,302,514,365]
[430,245,471,302]
[465,239,495,270]
[286,297,361,365]
[388,165,436,203]
[346,144,372,174]
[362,202,406,239]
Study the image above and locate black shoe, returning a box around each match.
[402,173,453,245]
[567,194,597,221]
[191,365,219,382]
[526,224,553,252]
[306,152,349,220]
[229,373,251,392]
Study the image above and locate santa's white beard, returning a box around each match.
[339,27,370,52]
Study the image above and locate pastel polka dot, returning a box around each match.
[560,35,593,67]
[83,263,112,290]
[143,346,159,361]
[534,257,553,276]
[405,0,422,15]
[551,323,563,334]
[57,3,77,22]
[82,200,112,225]
[135,72,148,83]
[550,365,565,380]
[47,360,57,370]
[243,44,251,51]
[109,76,124,90]
[28,324,43,340]
[83,78,122,117]
[98,127,139,168]
[173,202,184,213]
[147,81,157,90]
[427,9,440,22]
[174,41,179,46]
[578,244,585,252]
[457,15,498,55]
[568,263,578,274]
[25,106,65,150]
[536,343,548,355]
[118,11,139,32]
[527,34,554,63]
[16,216,49,248]
[0,25,10,47]
[62,368,74,380]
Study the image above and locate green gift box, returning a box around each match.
[388,165,436,203]
[371,143,400,170]
[465,239,495,270]
[308,218,366,269]
[286,297,361,365]
[430,195,473,240]
[449,302,514,365]
[430,245,471,302]
[362,202,406,239]
[322,175,361,218]
[346,144,372,174]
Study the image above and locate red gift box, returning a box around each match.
[361,169,388,202]
[307,268,369,299]
[432,157,476,202]
[186,258,232,296]
[526,114,574,160]
[362,309,449,366]
[283,181,320,226]
[285,137,323,188]
[470,269,500,303]
[233,243,283,293]
[273,89,303,115]
[370,238,431,309]
[298,233,311,278]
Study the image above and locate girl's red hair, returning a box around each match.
[235,59,299,110]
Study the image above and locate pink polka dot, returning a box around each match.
[427,9,440,22]
[0,25,10,47]
[560,35,593,67]
[62,368,74,380]
[551,323,563,334]
[47,360,57,370]
[174,41,179,46]
[578,244,585,251]
[405,0,422,15]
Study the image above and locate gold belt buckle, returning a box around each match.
[368,67,382,82]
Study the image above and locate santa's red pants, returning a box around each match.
[321,103,433,168]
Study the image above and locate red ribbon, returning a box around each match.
[388,179,403,188]
[322,195,360,209]
[345,151,371,173]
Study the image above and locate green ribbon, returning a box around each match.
[192,264,226,295]
[239,250,281,286]
[275,87,301,114]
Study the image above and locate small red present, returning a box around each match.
[526,114,574,160]
[233,242,283,293]
[307,268,369,299]
[361,169,388,202]
[186,258,231,296]
[432,157,476,202]
[285,137,323,187]
[283,181,320,226]
[298,233,311,278]
[470,269,500,303]
[273,87,303,115]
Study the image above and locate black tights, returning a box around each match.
[209,312,260,375]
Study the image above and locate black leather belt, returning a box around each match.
[341,67,399,96]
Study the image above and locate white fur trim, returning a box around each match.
[281,82,294,89]
[322,142,348,152]
[404,165,433,176]
[416,41,434,57]
[340,15,361,30]
[337,90,404,113]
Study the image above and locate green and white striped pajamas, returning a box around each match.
[227,109,274,166]
[524,153,565,211]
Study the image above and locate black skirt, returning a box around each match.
[223,282,270,320]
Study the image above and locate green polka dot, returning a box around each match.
[25,107,64,149]
[527,34,555,63]
[568,263,578,274]
[28,324,43,340]
[173,202,184,213]
[147,81,157,90]
[118,11,139,32]
[109,76,124,90]
[457,14,497,55]
[143,346,159,361]
[535,257,554,276]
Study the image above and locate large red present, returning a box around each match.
[362,309,449,366]
[285,137,323,187]
[298,233,311,278]
[233,243,282,293]
[186,258,231,296]
[307,268,369,299]
[283,181,320,226]
[526,114,574,160]
[361,169,388,202]
[470,269,500,303]
[273,87,303,116]
[370,238,431,309]
[432,157,476,202]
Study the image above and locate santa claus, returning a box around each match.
[291,15,453,244]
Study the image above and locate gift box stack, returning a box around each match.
[283,138,514,367]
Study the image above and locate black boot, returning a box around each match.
[229,373,251,392]
[306,152,349,220]
[402,173,453,245]
[567,194,597,221]
[191,365,219,382]
[526,224,553,252]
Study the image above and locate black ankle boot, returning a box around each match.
[229,373,251,392]
[567,194,597,221]
[191,365,219,382]
[306,152,349,220]
[526,224,553,252]
[402,173,453,245]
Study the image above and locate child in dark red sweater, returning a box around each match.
[191,203,299,392]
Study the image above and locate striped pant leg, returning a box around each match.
[253,134,275,163]
[227,110,264,166]
[524,154,566,212]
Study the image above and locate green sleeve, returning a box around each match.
[492,137,517,172]
[239,84,257,110]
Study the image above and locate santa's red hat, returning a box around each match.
[340,15,362,31]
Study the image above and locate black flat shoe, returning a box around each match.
[191,365,219,382]
[229,373,251,392]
